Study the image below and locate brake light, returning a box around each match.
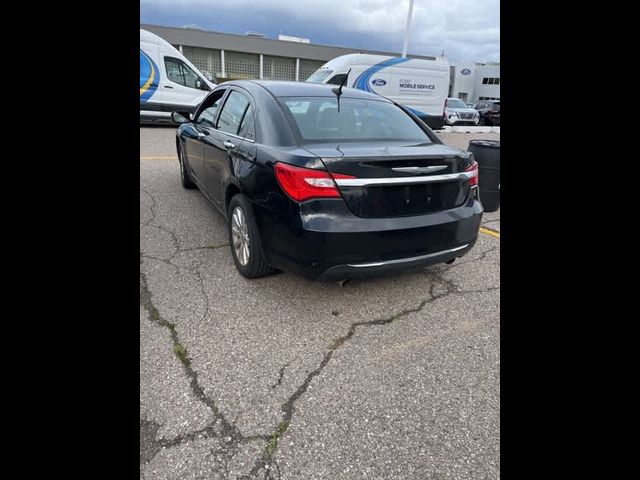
[465,160,478,186]
[274,162,355,202]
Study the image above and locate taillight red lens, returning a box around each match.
[465,160,479,186]
[274,162,355,202]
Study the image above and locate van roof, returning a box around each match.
[140,29,174,50]
[321,53,449,70]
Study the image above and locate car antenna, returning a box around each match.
[331,68,351,113]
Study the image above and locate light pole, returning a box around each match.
[401,0,415,58]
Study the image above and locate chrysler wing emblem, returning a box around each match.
[391,165,448,174]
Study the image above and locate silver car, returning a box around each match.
[444,97,479,126]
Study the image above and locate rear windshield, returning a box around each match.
[280,97,431,143]
[306,69,333,83]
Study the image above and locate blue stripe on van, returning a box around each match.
[140,49,160,103]
[352,57,410,93]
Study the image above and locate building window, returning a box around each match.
[263,55,296,80]
[482,77,500,85]
[299,59,326,81]
[182,46,222,79]
[225,51,260,79]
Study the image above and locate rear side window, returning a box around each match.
[238,104,255,140]
[217,91,251,135]
[164,57,202,89]
[280,97,431,143]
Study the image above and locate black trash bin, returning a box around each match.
[468,139,500,212]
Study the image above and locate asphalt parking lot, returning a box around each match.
[140,126,500,479]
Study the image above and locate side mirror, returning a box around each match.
[202,71,214,82]
[171,111,191,124]
[196,79,211,91]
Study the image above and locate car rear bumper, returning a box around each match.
[316,241,476,280]
[254,195,483,281]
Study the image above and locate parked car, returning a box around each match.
[171,80,483,281]
[474,100,501,126]
[443,97,479,126]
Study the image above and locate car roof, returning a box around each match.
[226,79,391,101]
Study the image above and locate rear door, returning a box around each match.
[201,89,254,210]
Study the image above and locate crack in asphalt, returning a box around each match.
[142,188,230,260]
[441,245,499,270]
[271,363,289,390]
[140,186,499,479]
[140,253,181,273]
[140,264,269,472]
[244,270,500,479]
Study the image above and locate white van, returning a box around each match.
[306,53,449,129]
[140,29,216,124]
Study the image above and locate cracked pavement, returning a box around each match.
[140,127,500,479]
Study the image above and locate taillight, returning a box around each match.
[274,162,355,202]
[465,160,478,186]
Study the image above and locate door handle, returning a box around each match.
[164,85,174,89]
[223,140,236,150]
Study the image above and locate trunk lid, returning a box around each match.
[303,141,475,218]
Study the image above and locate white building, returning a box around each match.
[449,62,500,103]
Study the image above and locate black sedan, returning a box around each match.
[172,80,483,281]
[475,100,501,126]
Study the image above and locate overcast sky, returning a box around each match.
[140,0,499,63]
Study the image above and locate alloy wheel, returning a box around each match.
[231,206,250,266]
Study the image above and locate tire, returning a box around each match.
[178,144,196,189]
[227,194,276,278]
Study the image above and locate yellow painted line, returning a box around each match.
[140,156,177,160]
[480,226,500,239]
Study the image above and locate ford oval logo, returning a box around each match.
[461,68,471,75]
[371,78,387,86]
